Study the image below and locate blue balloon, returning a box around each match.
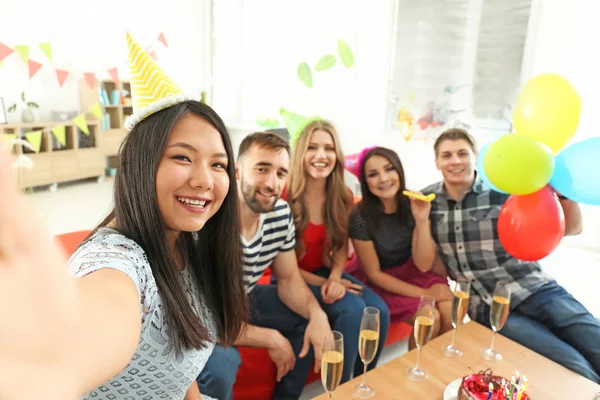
[477,142,507,194]
[550,137,600,205]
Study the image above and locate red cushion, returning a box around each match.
[54,230,93,256]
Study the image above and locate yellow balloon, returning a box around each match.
[484,134,555,195]
[513,74,581,154]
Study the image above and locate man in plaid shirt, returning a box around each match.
[421,128,600,384]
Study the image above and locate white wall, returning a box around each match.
[0,0,211,122]
[213,0,393,155]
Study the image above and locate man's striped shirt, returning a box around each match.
[242,199,296,293]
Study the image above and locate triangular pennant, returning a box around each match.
[157,33,168,48]
[39,42,53,62]
[83,72,97,90]
[24,131,43,153]
[145,45,158,60]
[51,125,66,146]
[89,103,103,119]
[28,59,43,80]
[72,114,89,135]
[1,134,16,152]
[0,42,14,62]
[55,68,69,87]
[107,67,120,84]
[14,45,29,64]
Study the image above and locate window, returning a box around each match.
[385,0,533,140]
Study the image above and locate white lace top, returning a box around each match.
[69,228,216,400]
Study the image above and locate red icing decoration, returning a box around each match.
[458,370,529,400]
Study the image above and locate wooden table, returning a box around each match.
[313,321,600,399]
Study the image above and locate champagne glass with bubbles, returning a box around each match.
[321,331,344,399]
[442,276,471,358]
[481,281,511,361]
[353,307,380,399]
[406,295,436,382]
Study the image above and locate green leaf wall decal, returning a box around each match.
[338,40,354,68]
[297,62,313,88]
[315,54,337,71]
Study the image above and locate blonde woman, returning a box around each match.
[279,120,390,383]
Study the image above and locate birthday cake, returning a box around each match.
[458,369,529,400]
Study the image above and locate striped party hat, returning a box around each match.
[124,32,198,131]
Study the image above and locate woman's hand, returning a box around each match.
[0,147,84,399]
[423,284,454,302]
[321,278,346,304]
[409,194,432,224]
[341,278,363,296]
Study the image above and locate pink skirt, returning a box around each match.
[345,256,448,323]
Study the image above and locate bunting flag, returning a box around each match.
[28,59,43,79]
[83,72,97,90]
[1,134,16,152]
[89,103,103,119]
[39,42,53,62]
[107,67,120,85]
[14,45,29,63]
[55,68,69,87]
[24,131,43,153]
[157,33,168,48]
[0,42,14,62]
[72,114,89,135]
[51,125,66,146]
[145,45,158,60]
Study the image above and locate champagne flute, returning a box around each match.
[405,295,436,382]
[321,331,344,399]
[352,307,380,399]
[442,276,471,358]
[481,281,511,361]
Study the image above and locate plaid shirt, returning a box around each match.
[421,178,553,321]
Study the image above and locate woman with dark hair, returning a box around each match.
[0,34,247,400]
[347,146,453,349]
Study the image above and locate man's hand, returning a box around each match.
[321,278,346,304]
[299,311,332,372]
[267,331,296,382]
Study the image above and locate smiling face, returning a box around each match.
[435,138,477,186]
[238,144,290,213]
[155,114,230,234]
[364,155,401,201]
[303,129,337,180]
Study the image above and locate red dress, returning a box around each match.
[297,221,327,273]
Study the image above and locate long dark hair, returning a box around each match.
[95,101,247,354]
[358,146,411,237]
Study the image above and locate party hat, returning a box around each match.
[124,33,198,131]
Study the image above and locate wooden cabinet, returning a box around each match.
[1,120,104,190]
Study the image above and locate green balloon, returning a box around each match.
[279,107,320,146]
[484,134,555,195]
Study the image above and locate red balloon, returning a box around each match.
[498,186,565,261]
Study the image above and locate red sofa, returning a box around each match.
[54,230,413,399]
[232,267,412,399]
